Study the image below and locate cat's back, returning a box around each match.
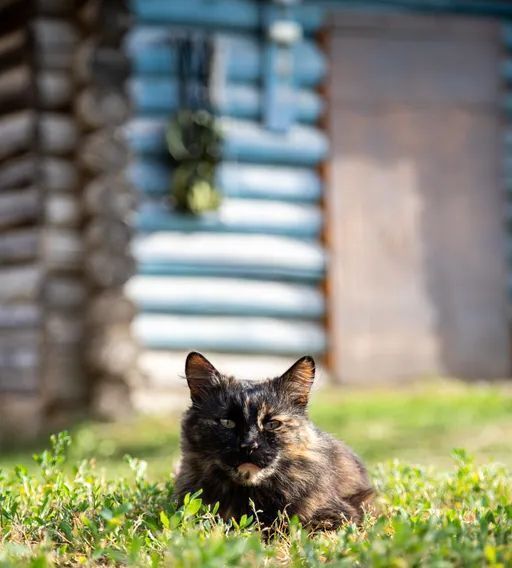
[315,426,373,500]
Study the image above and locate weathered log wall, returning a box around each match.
[0,0,86,440]
[76,0,138,418]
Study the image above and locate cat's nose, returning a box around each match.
[240,440,259,452]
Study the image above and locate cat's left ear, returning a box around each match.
[276,356,315,407]
[185,352,222,402]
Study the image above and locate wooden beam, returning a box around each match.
[0,186,40,230]
[0,265,42,303]
[0,111,35,160]
[0,29,27,70]
[0,304,41,328]
[0,228,39,264]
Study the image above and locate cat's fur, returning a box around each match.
[175,352,374,529]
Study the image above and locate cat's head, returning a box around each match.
[181,352,316,486]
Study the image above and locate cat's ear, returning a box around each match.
[185,352,222,402]
[276,356,315,407]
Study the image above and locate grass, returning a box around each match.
[0,380,511,566]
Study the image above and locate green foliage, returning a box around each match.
[0,430,511,566]
[166,110,222,214]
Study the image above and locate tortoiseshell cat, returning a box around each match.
[175,352,373,529]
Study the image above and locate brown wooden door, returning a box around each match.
[327,12,510,382]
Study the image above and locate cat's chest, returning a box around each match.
[200,477,287,522]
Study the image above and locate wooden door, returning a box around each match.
[328,12,510,381]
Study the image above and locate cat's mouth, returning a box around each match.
[230,459,277,485]
[237,462,262,475]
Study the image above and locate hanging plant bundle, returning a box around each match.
[166,109,223,214]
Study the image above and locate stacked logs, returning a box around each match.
[37,3,87,417]
[0,0,84,438]
[76,0,138,418]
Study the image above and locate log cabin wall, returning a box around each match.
[0,0,84,440]
[75,0,138,418]
[122,0,330,402]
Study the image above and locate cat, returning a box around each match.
[175,352,374,529]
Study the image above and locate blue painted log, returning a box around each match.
[125,118,328,165]
[129,78,323,123]
[132,233,326,282]
[129,0,324,32]
[133,314,327,355]
[136,199,322,238]
[217,163,322,202]
[126,31,326,87]
[129,159,322,202]
[222,119,328,164]
[127,276,325,319]
[330,0,512,17]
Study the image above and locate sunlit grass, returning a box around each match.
[0,433,511,566]
[1,380,511,478]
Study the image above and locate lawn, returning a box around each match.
[0,380,511,566]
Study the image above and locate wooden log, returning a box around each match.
[33,18,78,50]
[85,218,132,251]
[84,173,136,218]
[45,194,81,227]
[0,29,26,68]
[129,32,326,87]
[0,111,35,160]
[41,228,83,270]
[45,311,83,344]
[43,276,87,309]
[80,128,130,173]
[74,39,129,86]
[0,154,35,190]
[0,228,39,263]
[77,0,101,29]
[73,37,95,85]
[39,113,78,155]
[35,48,74,72]
[0,112,76,159]
[88,290,136,327]
[130,158,323,202]
[133,232,326,282]
[136,198,322,239]
[37,70,73,108]
[40,157,78,191]
[125,117,329,165]
[43,343,87,402]
[35,0,75,15]
[0,155,77,191]
[0,66,30,110]
[76,86,130,129]
[86,250,135,288]
[0,395,43,442]
[130,0,323,32]
[134,314,326,355]
[0,265,42,303]
[0,330,41,392]
[0,67,72,110]
[0,187,40,229]
[0,331,40,378]
[87,323,138,376]
[92,379,133,420]
[130,77,322,123]
[0,304,41,328]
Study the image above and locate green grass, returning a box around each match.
[0,381,511,566]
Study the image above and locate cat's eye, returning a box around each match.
[219,419,236,429]
[264,420,281,431]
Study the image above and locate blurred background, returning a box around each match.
[1,0,512,472]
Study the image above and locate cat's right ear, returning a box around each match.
[185,352,221,402]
